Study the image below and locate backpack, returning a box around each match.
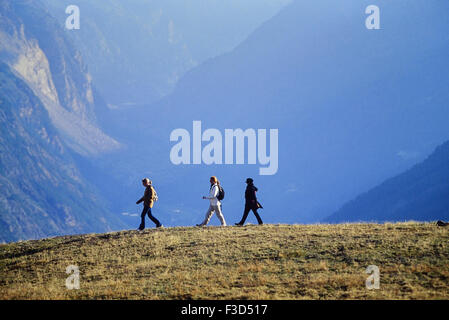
[217,185,225,201]
[151,186,158,202]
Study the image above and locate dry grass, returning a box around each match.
[1,222,448,299]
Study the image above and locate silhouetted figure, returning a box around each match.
[235,178,263,226]
[136,178,162,229]
[197,176,227,227]
[437,220,449,227]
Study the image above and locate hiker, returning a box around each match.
[136,178,162,229]
[235,178,263,226]
[196,176,227,227]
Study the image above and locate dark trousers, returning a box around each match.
[139,206,161,228]
[238,202,263,225]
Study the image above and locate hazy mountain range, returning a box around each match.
[41,0,291,106]
[1,0,449,242]
[113,0,449,225]
[0,0,291,241]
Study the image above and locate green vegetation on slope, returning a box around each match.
[0,223,448,299]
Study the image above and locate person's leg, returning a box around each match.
[146,207,161,227]
[252,208,263,225]
[139,206,149,229]
[237,204,251,225]
[214,204,227,226]
[199,205,215,226]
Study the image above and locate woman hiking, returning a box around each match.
[136,178,162,230]
[235,178,263,226]
[196,176,227,227]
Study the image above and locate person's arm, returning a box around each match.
[137,187,151,204]
[205,185,218,199]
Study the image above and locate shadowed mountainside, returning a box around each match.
[325,141,449,223]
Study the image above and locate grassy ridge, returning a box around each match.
[0,223,448,299]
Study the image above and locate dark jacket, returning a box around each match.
[245,184,258,203]
[137,185,154,208]
[245,183,263,209]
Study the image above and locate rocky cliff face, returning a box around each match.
[0,0,120,156]
[0,62,126,242]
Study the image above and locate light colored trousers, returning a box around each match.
[200,204,227,226]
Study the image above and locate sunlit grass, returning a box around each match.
[0,223,448,299]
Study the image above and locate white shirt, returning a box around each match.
[207,184,220,206]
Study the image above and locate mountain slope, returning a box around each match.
[0,1,129,242]
[324,141,449,223]
[1,223,448,299]
[0,62,126,243]
[0,0,120,156]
